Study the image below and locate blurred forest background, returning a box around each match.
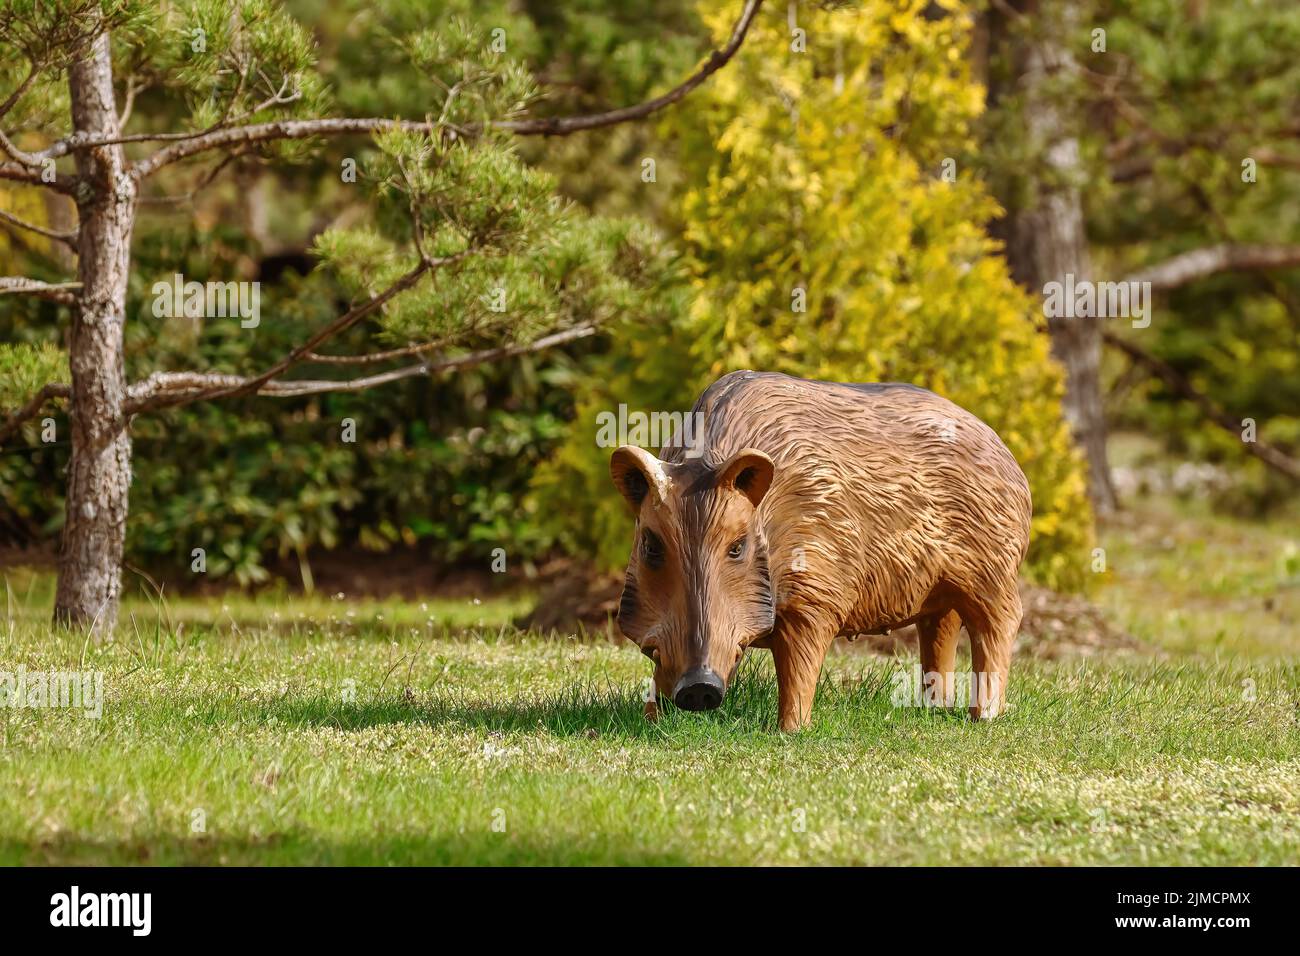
[2,0,1297,601]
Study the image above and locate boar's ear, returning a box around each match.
[610,445,671,514]
[718,448,774,508]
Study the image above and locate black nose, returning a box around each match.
[672,667,725,711]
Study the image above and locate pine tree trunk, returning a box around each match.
[1002,137,1118,516]
[54,30,136,630]
[985,1,1119,515]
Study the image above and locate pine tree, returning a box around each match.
[0,0,764,628]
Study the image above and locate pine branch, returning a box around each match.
[304,336,457,366]
[126,255,464,412]
[0,128,47,168]
[490,0,764,136]
[0,160,77,195]
[0,276,81,304]
[0,207,77,248]
[125,324,595,410]
[117,0,765,179]
[0,382,69,447]
[138,149,245,205]
[0,58,39,121]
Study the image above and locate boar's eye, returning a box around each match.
[641,530,665,569]
[727,537,746,559]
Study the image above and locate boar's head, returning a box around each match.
[609,444,776,712]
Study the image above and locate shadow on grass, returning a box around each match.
[0,831,689,866]
[247,683,765,739]
[176,665,907,741]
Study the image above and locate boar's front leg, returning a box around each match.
[770,612,837,732]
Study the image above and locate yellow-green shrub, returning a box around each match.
[533,0,1092,590]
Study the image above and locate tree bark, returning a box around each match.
[985,1,1119,515]
[54,29,136,630]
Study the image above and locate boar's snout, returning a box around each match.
[672,666,726,712]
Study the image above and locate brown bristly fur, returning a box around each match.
[612,370,1031,731]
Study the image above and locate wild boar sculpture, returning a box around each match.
[611,370,1031,731]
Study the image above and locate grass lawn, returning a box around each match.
[1,500,1297,866]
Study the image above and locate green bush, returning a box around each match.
[532,0,1094,591]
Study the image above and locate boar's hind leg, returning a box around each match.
[771,615,837,733]
[965,587,1021,721]
[917,610,962,708]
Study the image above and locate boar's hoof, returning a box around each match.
[672,667,725,711]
